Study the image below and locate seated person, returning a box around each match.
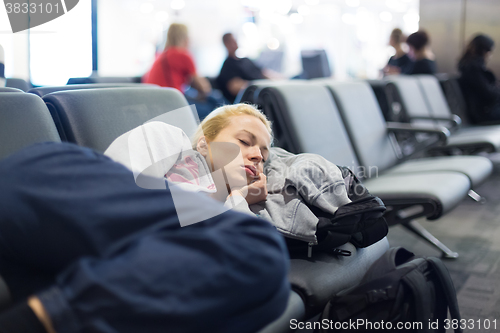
[143,23,218,120]
[403,30,437,75]
[104,104,385,253]
[0,142,290,333]
[216,34,267,103]
[458,34,500,124]
[384,28,412,76]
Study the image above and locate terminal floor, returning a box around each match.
[386,172,500,332]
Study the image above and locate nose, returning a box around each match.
[246,145,263,164]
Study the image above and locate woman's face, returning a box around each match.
[201,115,271,190]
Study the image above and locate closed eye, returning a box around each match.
[239,139,250,146]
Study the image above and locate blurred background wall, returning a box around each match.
[420,0,500,77]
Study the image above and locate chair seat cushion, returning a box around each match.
[364,172,471,216]
[385,156,492,188]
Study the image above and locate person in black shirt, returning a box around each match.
[403,30,437,75]
[384,28,412,75]
[458,34,500,124]
[216,33,267,103]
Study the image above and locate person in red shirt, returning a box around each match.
[144,23,211,100]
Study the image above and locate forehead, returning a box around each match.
[223,115,271,144]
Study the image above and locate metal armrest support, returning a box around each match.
[409,114,462,131]
[386,122,450,143]
[386,122,450,160]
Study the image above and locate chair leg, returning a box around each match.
[401,220,459,259]
[468,189,486,204]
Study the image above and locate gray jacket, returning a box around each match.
[250,148,351,244]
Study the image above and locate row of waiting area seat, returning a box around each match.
[235,75,499,257]
[0,75,496,332]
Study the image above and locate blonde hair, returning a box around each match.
[166,23,188,48]
[192,104,273,148]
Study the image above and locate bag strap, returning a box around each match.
[402,267,433,333]
[427,257,463,333]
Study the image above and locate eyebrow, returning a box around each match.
[240,130,270,152]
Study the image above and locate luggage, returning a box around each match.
[318,247,463,333]
[285,166,388,257]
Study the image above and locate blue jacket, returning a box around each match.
[0,142,290,333]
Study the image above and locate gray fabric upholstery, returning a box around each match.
[386,155,493,188]
[28,83,158,97]
[364,172,470,216]
[0,93,61,160]
[257,291,306,333]
[43,87,197,152]
[325,80,492,188]
[5,78,31,92]
[325,80,400,171]
[414,75,453,119]
[0,87,23,93]
[258,84,361,168]
[388,75,500,152]
[288,238,389,317]
[386,76,430,119]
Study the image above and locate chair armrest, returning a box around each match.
[409,114,462,131]
[386,122,450,143]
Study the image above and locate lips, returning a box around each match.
[244,165,258,177]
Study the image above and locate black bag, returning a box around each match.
[318,247,463,333]
[286,166,388,257]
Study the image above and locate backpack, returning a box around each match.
[286,165,388,257]
[318,247,463,333]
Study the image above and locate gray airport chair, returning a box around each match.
[5,78,31,92]
[323,80,493,190]
[28,83,158,97]
[42,86,390,329]
[0,92,62,310]
[256,82,474,258]
[0,93,61,160]
[386,75,500,154]
[0,87,23,93]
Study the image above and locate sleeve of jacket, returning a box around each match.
[37,207,290,333]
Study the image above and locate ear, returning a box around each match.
[196,136,209,158]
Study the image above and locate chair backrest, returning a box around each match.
[0,93,61,160]
[67,76,143,84]
[324,81,400,173]
[43,87,197,152]
[414,75,453,119]
[437,74,470,125]
[28,83,158,97]
[0,87,23,93]
[366,79,391,121]
[385,76,433,120]
[5,78,31,92]
[237,80,306,105]
[257,83,360,169]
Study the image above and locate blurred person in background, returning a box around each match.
[384,28,412,76]
[144,23,220,120]
[216,33,268,104]
[403,30,437,75]
[458,34,500,124]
